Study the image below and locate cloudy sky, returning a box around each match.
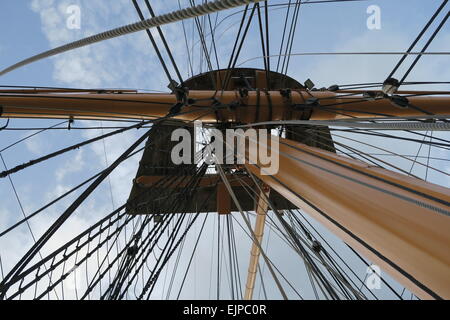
[0,0,449,300]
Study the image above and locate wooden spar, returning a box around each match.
[1,90,450,122]
[244,135,450,300]
[244,185,270,300]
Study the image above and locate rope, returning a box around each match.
[236,120,450,131]
[0,0,261,77]
[238,51,450,67]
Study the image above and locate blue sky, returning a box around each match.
[0,0,449,300]
[1,0,449,90]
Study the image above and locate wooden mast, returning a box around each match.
[244,185,270,300]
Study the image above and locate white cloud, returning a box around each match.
[29,0,183,89]
[25,134,49,155]
[55,149,85,181]
[0,207,11,229]
[80,121,142,205]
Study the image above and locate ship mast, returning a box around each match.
[1,0,449,301]
[1,78,450,300]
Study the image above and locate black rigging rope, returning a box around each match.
[399,11,450,85]
[143,0,184,85]
[387,0,448,79]
[132,0,174,85]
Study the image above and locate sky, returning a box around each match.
[0,0,449,300]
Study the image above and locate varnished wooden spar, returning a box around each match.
[1,89,450,122]
[244,185,270,300]
[244,135,450,300]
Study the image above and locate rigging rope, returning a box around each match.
[0,0,262,77]
[236,120,450,131]
[387,0,449,79]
